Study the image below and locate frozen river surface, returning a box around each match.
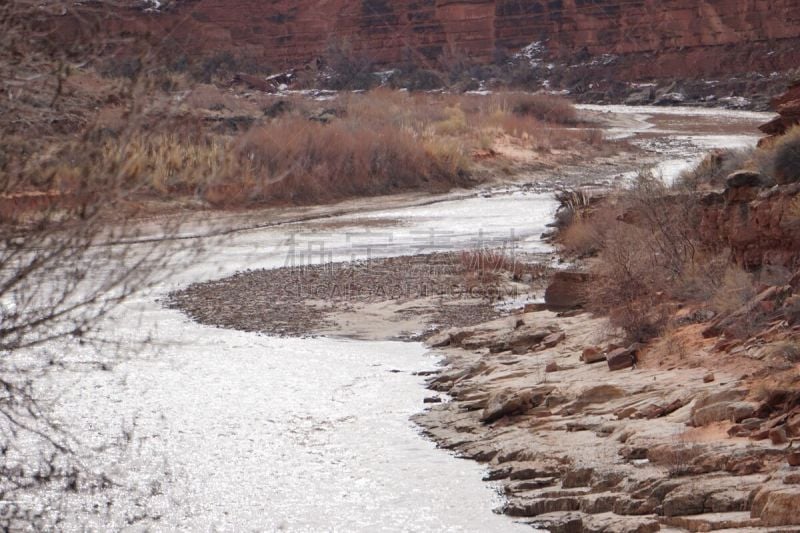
[42,106,769,531]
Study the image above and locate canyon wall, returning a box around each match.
[123,0,800,78]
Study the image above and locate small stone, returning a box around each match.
[788,451,800,467]
[545,361,559,373]
[770,427,789,445]
[581,346,606,364]
[542,331,566,348]
[607,344,641,371]
[785,473,800,484]
[423,396,442,404]
[703,372,716,383]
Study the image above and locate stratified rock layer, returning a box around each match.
[76,1,800,79]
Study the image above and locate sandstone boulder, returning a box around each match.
[490,326,553,353]
[624,88,654,105]
[607,344,640,371]
[543,331,566,348]
[562,467,593,488]
[427,328,474,348]
[579,492,617,514]
[690,389,748,426]
[788,450,800,467]
[583,513,660,533]
[545,271,589,310]
[655,91,686,105]
[752,486,800,526]
[581,346,606,364]
[728,401,759,423]
[770,427,789,444]
[576,384,626,406]
[528,511,584,533]
[724,170,764,202]
[481,389,533,424]
[725,170,764,189]
[692,403,735,426]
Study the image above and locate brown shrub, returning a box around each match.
[218,115,470,206]
[588,222,672,341]
[3,86,620,216]
[555,187,619,258]
[505,93,578,125]
[710,265,756,316]
[764,341,800,364]
[584,172,731,340]
[560,221,600,257]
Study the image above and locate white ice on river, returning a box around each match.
[35,105,768,531]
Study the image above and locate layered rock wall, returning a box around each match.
[109,0,799,77]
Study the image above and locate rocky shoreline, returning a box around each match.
[409,101,800,531]
[413,304,800,532]
[168,240,800,532]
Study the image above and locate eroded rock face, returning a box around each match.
[60,1,800,81]
[760,82,800,140]
[545,271,589,310]
[751,485,800,526]
[699,182,800,269]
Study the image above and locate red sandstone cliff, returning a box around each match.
[102,0,800,79]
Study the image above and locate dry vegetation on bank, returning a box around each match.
[557,127,800,343]
[2,55,618,222]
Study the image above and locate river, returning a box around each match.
[38,105,770,531]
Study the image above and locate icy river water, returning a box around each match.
[46,106,769,531]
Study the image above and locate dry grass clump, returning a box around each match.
[509,93,578,124]
[710,266,757,316]
[457,248,543,292]
[485,113,604,152]
[109,133,233,196]
[459,249,521,279]
[222,116,470,206]
[484,93,578,125]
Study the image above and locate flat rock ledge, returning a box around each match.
[414,309,800,533]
